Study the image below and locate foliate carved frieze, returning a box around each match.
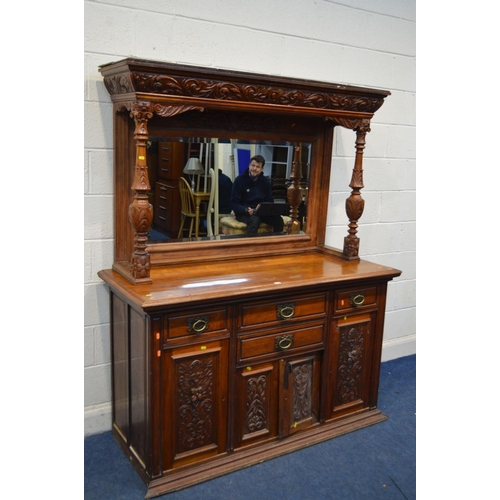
[129,72,385,113]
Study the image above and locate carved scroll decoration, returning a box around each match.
[335,324,364,405]
[153,103,205,117]
[177,357,214,452]
[130,72,386,113]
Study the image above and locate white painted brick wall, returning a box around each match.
[84,0,416,435]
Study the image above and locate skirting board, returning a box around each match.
[381,334,416,362]
[84,336,416,437]
[84,402,112,437]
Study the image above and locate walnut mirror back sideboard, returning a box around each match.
[97,58,402,498]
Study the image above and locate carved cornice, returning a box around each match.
[101,63,387,115]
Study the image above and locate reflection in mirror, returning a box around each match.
[146,137,311,244]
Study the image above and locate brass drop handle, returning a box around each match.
[187,316,209,334]
[275,334,294,351]
[277,303,295,319]
[351,293,365,307]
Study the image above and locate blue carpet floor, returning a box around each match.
[85,354,416,500]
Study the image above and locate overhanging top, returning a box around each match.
[99,58,390,119]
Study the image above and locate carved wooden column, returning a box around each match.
[286,145,304,235]
[342,119,371,259]
[128,101,154,283]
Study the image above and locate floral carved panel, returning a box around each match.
[176,356,215,453]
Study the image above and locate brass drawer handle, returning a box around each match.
[275,334,294,351]
[277,303,295,319]
[351,293,365,307]
[187,316,209,334]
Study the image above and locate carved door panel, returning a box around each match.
[279,353,321,438]
[328,312,376,419]
[234,362,280,449]
[162,339,229,471]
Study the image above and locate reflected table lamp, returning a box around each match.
[183,158,204,191]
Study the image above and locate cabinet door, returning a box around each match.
[328,312,377,419]
[279,353,321,438]
[234,362,280,449]
[234,352,322,448]
[162,339,228,471]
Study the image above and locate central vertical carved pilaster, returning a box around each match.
[292,362,313,421]
[343,119,371,258]
[129,101,153,282]
[245,375,268,433]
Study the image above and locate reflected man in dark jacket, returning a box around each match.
[230,155,284,234]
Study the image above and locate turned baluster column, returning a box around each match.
[343,119,371,258]
[286,144,304,234]
[129,101,153,282]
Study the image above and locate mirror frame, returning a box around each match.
[99,58,390,284]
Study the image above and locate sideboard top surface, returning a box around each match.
[98,251,401,310]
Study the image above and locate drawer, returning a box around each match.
[238,293,327,331]
[238,323,325,362]
[164,307,229,340]
[334,286,377,313]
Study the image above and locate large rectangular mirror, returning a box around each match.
[146,136,311,243]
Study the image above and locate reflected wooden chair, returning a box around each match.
[177,177,198,238]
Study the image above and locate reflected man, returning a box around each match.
[230,155,284,234]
